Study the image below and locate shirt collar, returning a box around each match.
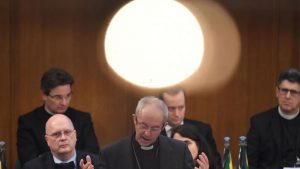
[165,121,184,137]
[53,151,76,167]
[44,106,54,115]
[278,106,300,120]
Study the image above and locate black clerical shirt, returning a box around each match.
[132,138,160,169]
[279,113,300,167]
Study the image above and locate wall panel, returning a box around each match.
[0,0,11,167]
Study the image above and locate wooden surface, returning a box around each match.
[0,0,299,168]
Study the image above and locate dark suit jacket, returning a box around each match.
[161,118,222,169]
[17,106,99,166]
[101,135,194,169]
[23,151,105,169]
[247,106,300,169]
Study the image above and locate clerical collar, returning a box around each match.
[278,106,300,120]
[44,106,55,115]
[53,151,76,167]
[165,121,184,137]
[133,134,159,151]
[141,145,154,150]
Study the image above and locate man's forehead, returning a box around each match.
[46,116,73,131]
[279,80,300,89]
[138,107,163,120]
[46,123,73,132]
[49,84,72,94]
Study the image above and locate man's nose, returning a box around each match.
[60,98,68,105]
[174,109,180,116]
[144,129,151,136]
[58,132,67,140]
[285,91,292,98]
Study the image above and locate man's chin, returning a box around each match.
[58,148,72,154]
[281,107,297,114]
[55,109,67,114]
[170,121,182,127]
[138,140,153,147]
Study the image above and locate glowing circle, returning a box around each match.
[105,0,204,88]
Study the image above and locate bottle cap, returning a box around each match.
[224,136,230,142]
[239,136,247,141]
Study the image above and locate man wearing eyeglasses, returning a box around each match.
[247,68,300,168]
[102,96,209,169]
[23,114,105,169]
[159,89,222,169]
[17,67,99,166]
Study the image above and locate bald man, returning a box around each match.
[23,114,105,169]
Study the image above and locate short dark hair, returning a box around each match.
[40,67,74,95]
[171,124,214,167]
[277,68,300,86]
[159,88,186,101]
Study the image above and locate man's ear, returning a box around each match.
[45,135,49,146]
[41,90,47,101]
[275,86,279,98]
[132,114,137,124]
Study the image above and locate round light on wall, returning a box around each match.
[104,0,204,88]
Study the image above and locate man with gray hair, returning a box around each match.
[102,96,209,169]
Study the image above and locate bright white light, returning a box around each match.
[105,0,204,88]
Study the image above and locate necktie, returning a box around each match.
[54,161,75,169]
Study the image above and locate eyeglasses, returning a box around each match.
[278,87,300,97]
[46,129,75,139]
[167,105,185,112]
[48,92,73,102]
[135,118,163,133]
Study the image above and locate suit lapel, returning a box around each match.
[160,129,167,136]
[159,136,168,169]
[76,151,84,169]
[270,109,282,154]
[44,152,57,169]
[124,136,134,169]
[296,115,300,155]
[159,136,177,169]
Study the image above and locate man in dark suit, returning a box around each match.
[23,114,104,169]
[159,89,222,169]
[102,96,209,169]
[17,67,99,166]
[247,68,300,169]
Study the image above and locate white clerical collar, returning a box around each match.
[165,121,184,137]
[141,145,154,150]
[44,107,55,115]
[278,106,300,120]
[53,151,76,167]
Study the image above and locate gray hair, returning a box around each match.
[135,96,168,123]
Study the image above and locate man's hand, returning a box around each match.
[80,155,94,169]
[195,152,209,169]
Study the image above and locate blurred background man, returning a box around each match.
[159,89,222,169]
